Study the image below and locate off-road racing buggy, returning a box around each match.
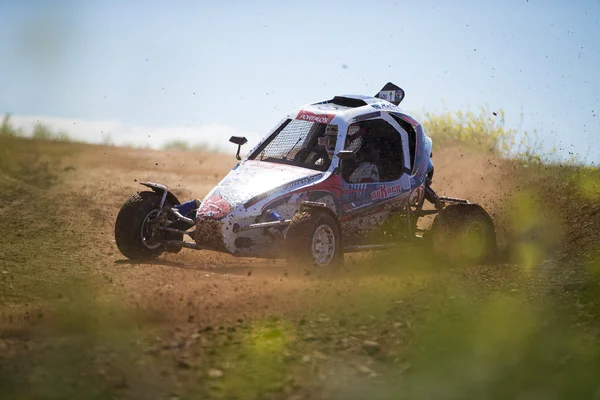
[115,83,496,267]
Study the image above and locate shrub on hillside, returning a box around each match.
[0,114,23,137]
[422,107,556,165]
[423,108,516,154]
[162,139,216,153]
[162,139,191,152]
[32,122,71,142]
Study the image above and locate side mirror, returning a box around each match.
[336,150,357,162]
[229,136,248,160]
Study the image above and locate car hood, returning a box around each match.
[197,160,323,219]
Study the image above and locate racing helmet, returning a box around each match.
[321,125,338,159]
[346,124,364,154]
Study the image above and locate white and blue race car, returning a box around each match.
[115,83,496,268]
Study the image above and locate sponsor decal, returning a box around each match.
[341,184,369,205]
[410,166,428,188]
[342,183,369,194]
[197,194,232,220]
[296,110,335,124]
[413,158,428,184]
[277,174,323,194]
[244,173,323,209]
[353,111,381,123]
[371,102,397,110]
[409,186,425,205]
[371,183,404,200]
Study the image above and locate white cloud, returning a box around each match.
[7,114,263,152]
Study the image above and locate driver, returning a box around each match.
[321,124,380,183]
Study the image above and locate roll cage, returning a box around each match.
[247,110,413,183]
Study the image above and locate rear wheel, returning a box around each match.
[115,191,182,260]
[431,204,496,265]
[286,210,343,268]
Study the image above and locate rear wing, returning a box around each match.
[375,82,405,105]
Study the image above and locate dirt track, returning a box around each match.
[50,142,516,324]
[2,137,599,399]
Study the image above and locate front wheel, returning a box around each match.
[431,204,496,265]
[285,209,343,268]
[115,191,180,260]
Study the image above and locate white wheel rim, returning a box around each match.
[312,224,336,266]
[141,209,162,249]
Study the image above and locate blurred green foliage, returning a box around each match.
[1,113,71,142]
[1,114,23,137]
[421,107,567,165]
[423,108,515,153]
[31,121,70,141]
[162,139,217,153]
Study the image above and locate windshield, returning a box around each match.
[248,119,332,171]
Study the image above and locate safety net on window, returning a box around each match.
[250,119,329,170]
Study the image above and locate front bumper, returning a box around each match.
[194,215,290,258]
[194,217,228,252]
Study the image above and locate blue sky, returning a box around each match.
[1,0,599,162]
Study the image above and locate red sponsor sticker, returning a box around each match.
[296,110,335,124]
[197,194,232,219]
[408,186,425,205]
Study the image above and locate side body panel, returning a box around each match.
[338,112,412,242]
